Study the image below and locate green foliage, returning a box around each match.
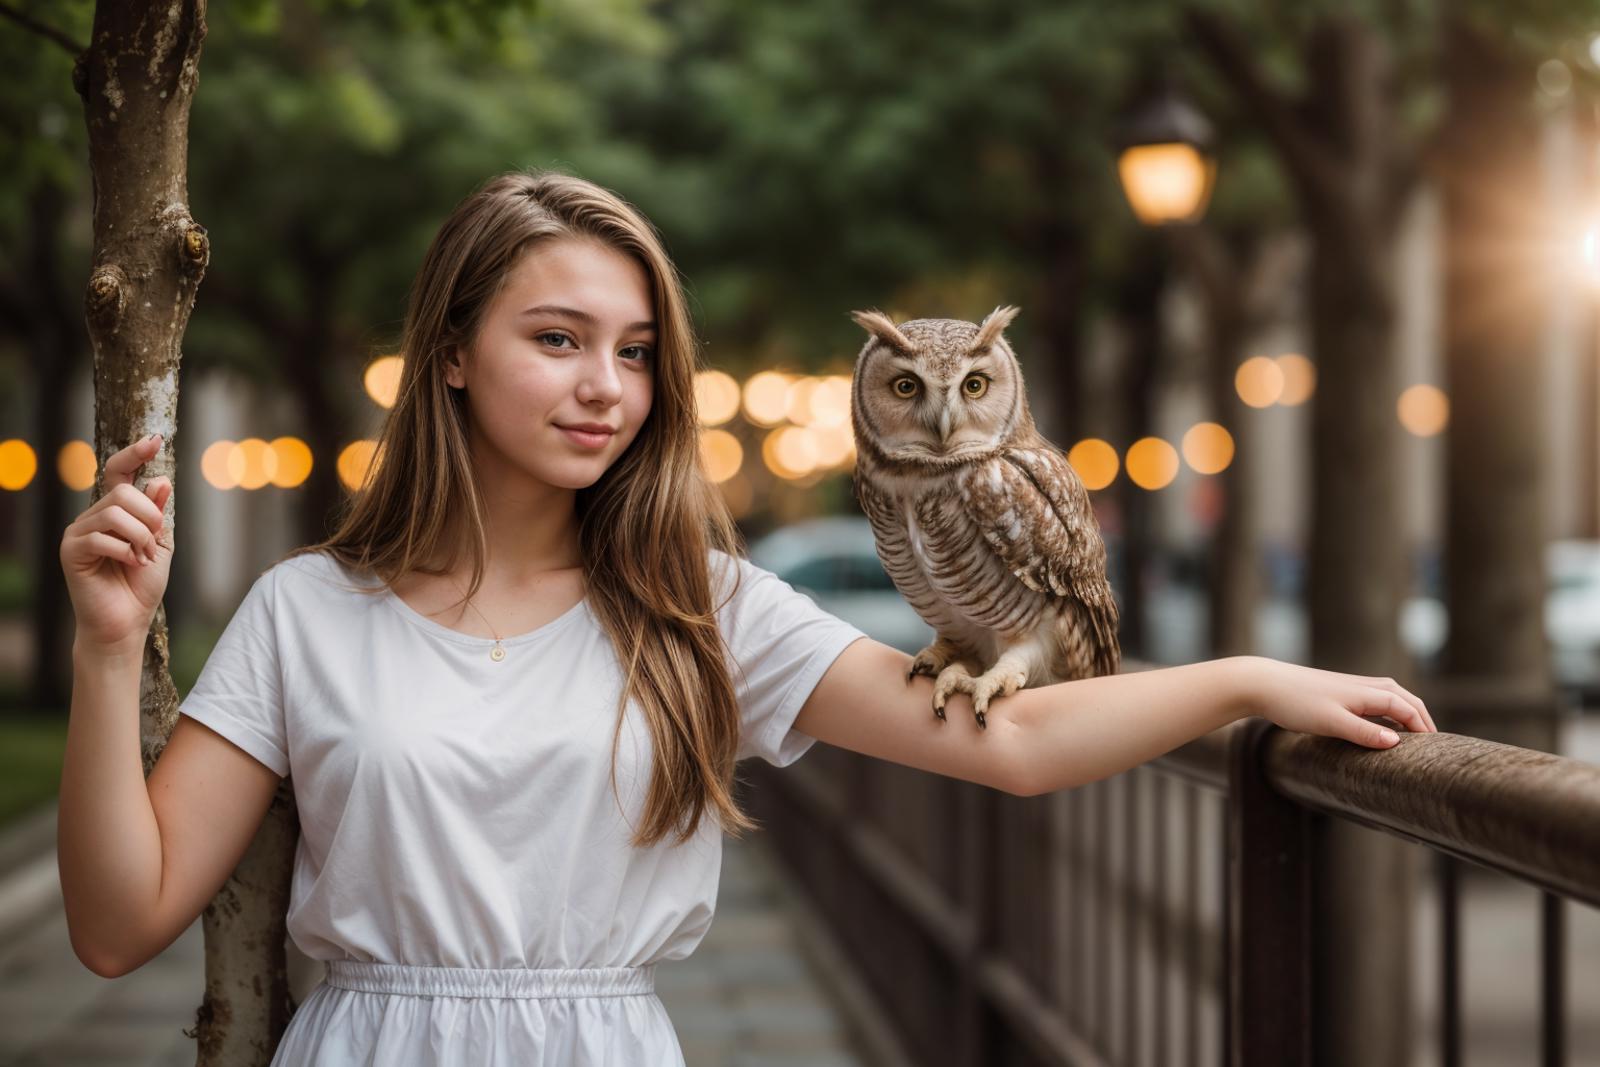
[0,554,30,613]
[0,712,68,830]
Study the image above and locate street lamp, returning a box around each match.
[1114,84,1217,226]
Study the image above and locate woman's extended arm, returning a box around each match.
[997,654,1431,795]
[792,638,1435,796]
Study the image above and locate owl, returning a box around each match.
[849,305,1121,728]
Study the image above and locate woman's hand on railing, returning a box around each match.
[1235,655,1437,748]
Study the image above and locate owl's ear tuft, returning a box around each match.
[973,305,1021,353]
[850,309,915,353]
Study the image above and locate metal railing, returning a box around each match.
[744,663,1600,1067]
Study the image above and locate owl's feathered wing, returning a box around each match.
[957,444,1122,677]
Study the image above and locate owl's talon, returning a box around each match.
[934,706,946,721]
[975,710,986,729]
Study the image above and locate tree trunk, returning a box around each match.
[75,2,299,1063]
[1177,225,1293,660]
[1434,19,1556,754]
[1190,12,1416,1064]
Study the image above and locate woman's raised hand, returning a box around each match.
[60,434,174,653]
[1236,655,1438,748]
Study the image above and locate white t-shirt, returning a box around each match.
[177,547,866,1065]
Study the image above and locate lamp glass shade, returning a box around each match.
[1116,142,1216,225]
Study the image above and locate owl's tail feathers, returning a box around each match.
[1072,591,1122,677]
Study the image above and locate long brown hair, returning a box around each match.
[286,169,758,847]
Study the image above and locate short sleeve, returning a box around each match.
[178,567,290,778]
[713,551,867,767]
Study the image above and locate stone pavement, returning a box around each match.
[0,809,872,1067]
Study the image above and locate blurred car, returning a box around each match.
[1150,538,1600,697]
[748,517,934,654]
[1545,540,1600,695]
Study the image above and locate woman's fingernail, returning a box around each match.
[1382,730,1399,744]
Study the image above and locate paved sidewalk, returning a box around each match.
[0,813,871,1067]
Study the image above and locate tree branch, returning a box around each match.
[0,1,85,56]
[1184,7,1341,210]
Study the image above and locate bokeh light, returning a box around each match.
[1235,356,1285,408]
[1398,384,1449,437]
[234,438,279,490]
[786,377,822,426]
[0,440,38,491]
[763,426,818,478]
[1067,438,1119,491]
[338,440,384,491]
[743,371,792,426]
[694,370,741,426]
[1125,436,1180,490]
[269,437,314,488]
[1181,422,1235,474]
[809,376,853,427]
[1275,353,1316,406]
[1538,59,1572,97]
[201,440,244,489]
[364,356,405,409]
[810,422,855,468]
[58,440,97,491]
[698,428,743,483]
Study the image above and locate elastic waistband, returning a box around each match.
[325,960,656,999]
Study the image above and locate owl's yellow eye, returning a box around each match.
[892,376,919,398]
[963,375,989,398]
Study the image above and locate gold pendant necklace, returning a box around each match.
[449,575,506,662]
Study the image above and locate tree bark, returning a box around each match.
[1189,12,1416,1065]
[75,2,299,1062]
[1433,18,1557,753]
[1176,225,1299,660]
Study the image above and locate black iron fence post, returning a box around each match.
[1227,716,1312,1067]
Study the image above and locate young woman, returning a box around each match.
[57,169,1435,1065]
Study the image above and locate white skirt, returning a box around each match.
[270,961,684,1066]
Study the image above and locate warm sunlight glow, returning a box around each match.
[338,440,384,491]
[201,440,243,489]
[0,440,37,491]
[364,356,405,409]
[1235,356,1285,408]
[234,438,279,490]
[1275,353,1316,406]
[809,376,853,427]
[1125,437,1179,490]
[269,437,314,488]
[1117,143,1216,225]
[694,370,742,427]
[58,440,96,491]
[1181,422,1234,475]
[763,426,817,479]
[1398,384,1449,437]
[699,428,743,483]
[810,421,855,468]
[743,371,793,426]
[1067,438,1119,491]
[785,377,821,426]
